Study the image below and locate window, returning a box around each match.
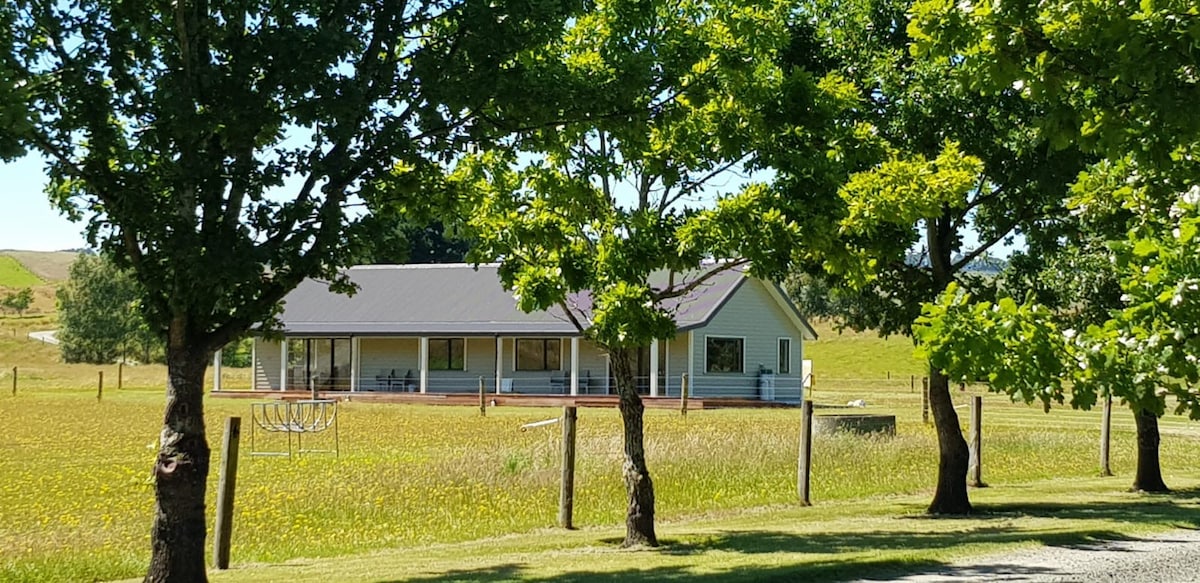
[286,338,352,389]
[516,338,561,371]
[778,338,792,374]
[705,337,744,373]
[428,338,465,370]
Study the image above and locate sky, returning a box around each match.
[0,155,90,251]
[0,150,1022,258]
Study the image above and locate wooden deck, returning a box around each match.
[209,389,797,409]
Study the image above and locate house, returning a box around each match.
[245,264,815,401]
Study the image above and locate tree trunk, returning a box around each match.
[1132,408,1169,493]
[610,347,658,547]
[926,367,972,514]
[145,332,213,583]
[924,212,972,515]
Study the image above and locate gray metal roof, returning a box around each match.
[277,263,815,338]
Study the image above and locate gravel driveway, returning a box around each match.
[853,529,1200,582]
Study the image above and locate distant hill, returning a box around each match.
[0,256,43,288]
[962,255,1007,275]
[902,251,1008,276]
[0,250,80,282]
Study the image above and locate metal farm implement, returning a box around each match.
[249,399,339,458]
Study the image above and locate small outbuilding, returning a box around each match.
[247,264,815,401]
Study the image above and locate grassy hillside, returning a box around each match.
[0,250,78,282]
[0,251,79,315]
[806,319,926,381]
[0,255,43,288]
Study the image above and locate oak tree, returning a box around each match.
[910,0,1200,493]
[773,0,1087,514]
[460,0,852,546]
[1,1,581,579]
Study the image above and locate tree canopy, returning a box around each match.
[910,0,1200,170]
[460,0,862,545]
[769,0,1088,514]
[57,254,155,364]
[1,0,585,579]
[909,0,1200,493]
[0,287,33,316]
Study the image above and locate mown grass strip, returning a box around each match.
[178,474,1200,583]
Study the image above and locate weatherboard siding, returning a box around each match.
[495,337,609,394]
[358,338,420,390]
[658,336,689,396]
[690,279,804,401]
[255,339,281,390]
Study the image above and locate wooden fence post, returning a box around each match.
[921,377,929,424]
[798,399,813,506]
[11,366,15,396]
[1100,394,1113,477]
[968,396,985,488]
[559,406,577,529]
[97,371,104,401]
[213,416,242,569]
[118,362,123,390]
[680,373,689,417]
[910,375,915,394]
[478,376,486,417]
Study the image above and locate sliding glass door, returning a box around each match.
[285,338,353,390]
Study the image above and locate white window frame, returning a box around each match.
[778,337,792,375]
[704,335,746,374]
[428,337,467,371]
[514,337,563,371]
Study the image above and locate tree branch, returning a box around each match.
[659,154,750,212]
[653,258,751,302]
[951,223,1017,273]
[557,299,588,335]
[959,180,1006,218]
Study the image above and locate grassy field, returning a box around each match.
[5,379,1200,581]
[0,255,44,288]
[804,319,927,381]
[4,314,1200,582]
[0,315,250,392]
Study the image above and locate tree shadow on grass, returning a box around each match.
[385,557,951,583]
[381,528,1122,582]
[378,494,1200,582]
[974,493,1200,529]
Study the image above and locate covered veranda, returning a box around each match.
[228,334,697,397]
